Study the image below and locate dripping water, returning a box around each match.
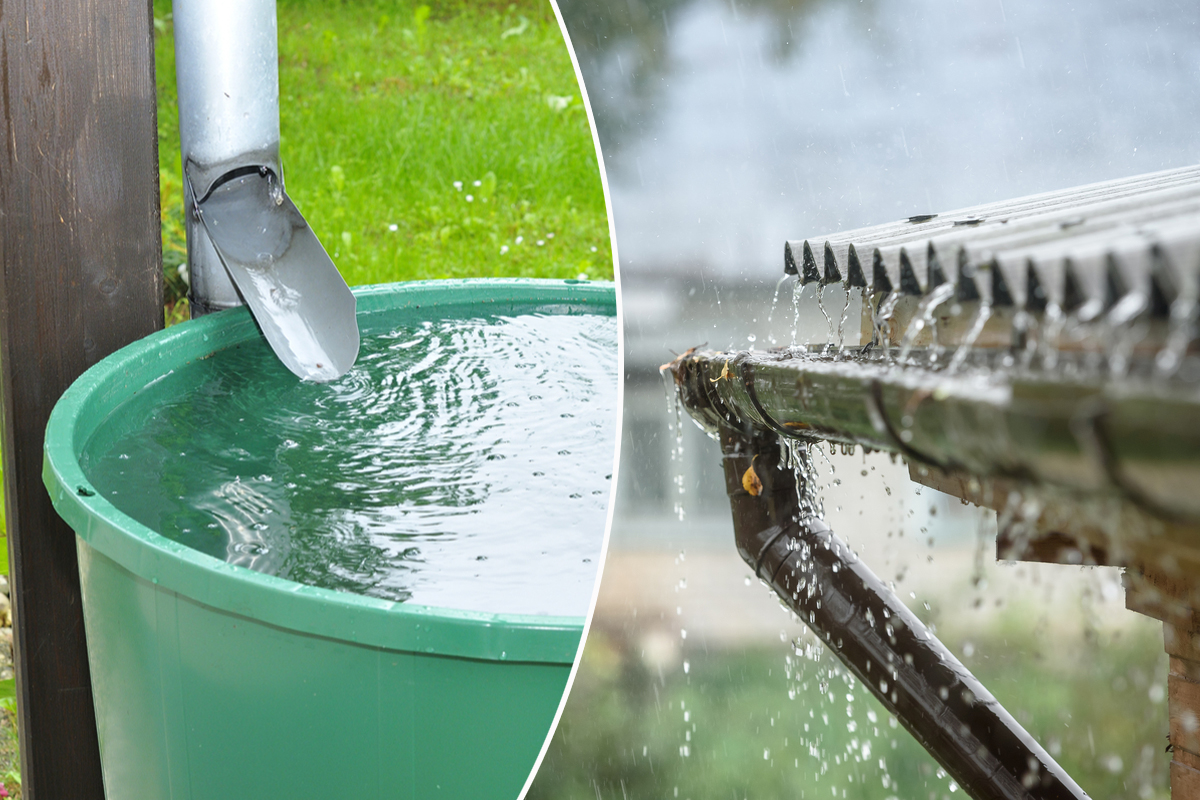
[817,283,835,351]
[768,273,791,325]
[662,368,687,521]
[1012,308,1039,370]
[872,291,903,353]
[1105,291,1148,378]
[792,281,814,350]
[835,286,855,354]
[1038,302,1066,372]
[948,300,992,373]
[896,282,956,365]
[1157,295,1197,377]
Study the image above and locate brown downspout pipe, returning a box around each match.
[670,358,1089,800]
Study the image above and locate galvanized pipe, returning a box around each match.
[169,0,359,381]
[173,0,282,315]
[670,359,1089,800]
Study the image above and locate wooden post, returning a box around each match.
[0,0,163,795]
[1163,624,1200,797]
[1125,568,1200,799]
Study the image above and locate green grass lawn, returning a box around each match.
[153,0,611,316]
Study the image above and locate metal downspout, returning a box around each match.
[173,0,282,316]
[670,358,1090,800]
[172,0,359,382]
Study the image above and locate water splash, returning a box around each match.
[782,439,824,520]
[947,301,992,373]
[896,283,956,365]
[872,291,903,350]
[82,311,617,615]
[784,629,898,795]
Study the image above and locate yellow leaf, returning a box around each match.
[710,360,732,384]
[742,461,762,497]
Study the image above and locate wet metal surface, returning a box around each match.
[705,424,1086,800]
[198,170,360,382]
[668,358,1089,799]
[173,0,283,315]
[785,165,1200,318]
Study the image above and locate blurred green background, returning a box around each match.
[532,613,1168,800]
[528,446,1172,800]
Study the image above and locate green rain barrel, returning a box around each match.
[42,279,616,800]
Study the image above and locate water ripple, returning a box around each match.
[81,311,617,616]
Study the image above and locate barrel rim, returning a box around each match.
[44,278,616,664]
